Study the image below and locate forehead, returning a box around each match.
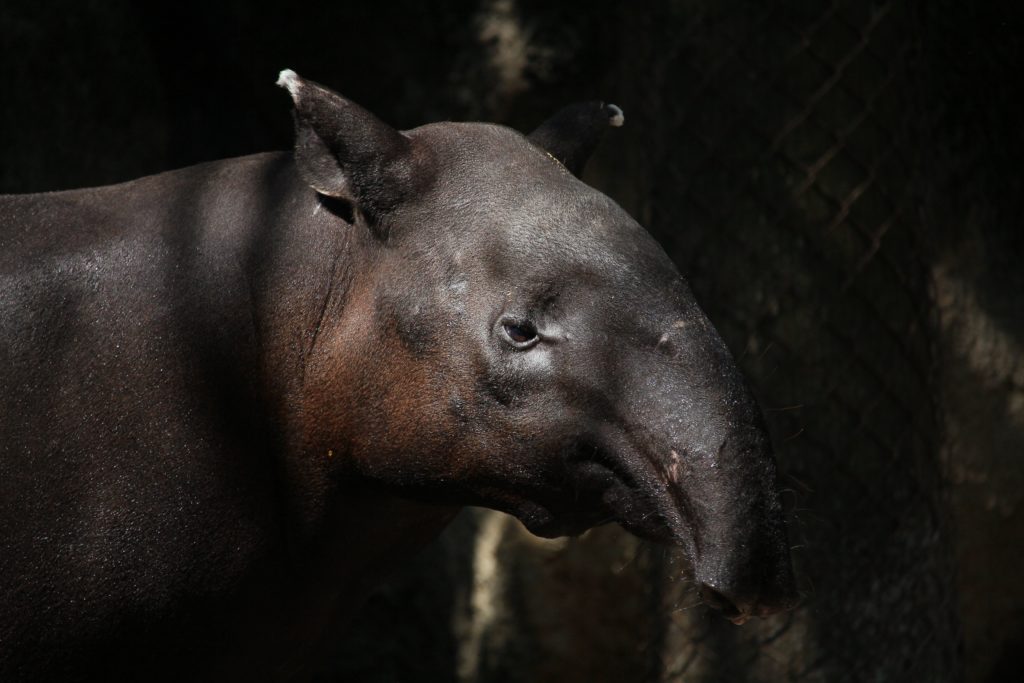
[406,121,672,273]
[410,120,568,188]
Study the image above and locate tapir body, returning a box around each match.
[0,72,796,680]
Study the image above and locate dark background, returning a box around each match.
[2,1,1022,681]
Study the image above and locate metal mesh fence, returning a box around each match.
[605,1,962,680]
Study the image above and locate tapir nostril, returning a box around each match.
[699,584,746,622]
[700,583,798,625]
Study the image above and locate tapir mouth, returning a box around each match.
[561,434,697,554]
[512,442,626,539]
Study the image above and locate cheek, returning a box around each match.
[520,346,556,374]
[349,343,473,481]
[477,345,558,409]
[376,293,439,359]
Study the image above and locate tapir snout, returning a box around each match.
[560,292,799,623]
[689,436,801,623]
[667,326,799,622]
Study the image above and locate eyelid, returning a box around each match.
[500,318,541,349]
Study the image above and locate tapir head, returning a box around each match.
[278,71,797,622]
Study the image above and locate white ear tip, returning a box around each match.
[607,104,625,127]
[276,69,301,97]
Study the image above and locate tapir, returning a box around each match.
[0,70,797,680]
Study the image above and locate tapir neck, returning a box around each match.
[188,152,362,414]
[194,154,460,544]
[180,154,382,530]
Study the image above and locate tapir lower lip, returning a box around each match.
[565,439,637,489]
[571,460,620,490]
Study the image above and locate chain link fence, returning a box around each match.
[607,1,961,680]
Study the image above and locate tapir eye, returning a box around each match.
[501,320,540,349]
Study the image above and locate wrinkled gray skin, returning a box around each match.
[0,71,796,681]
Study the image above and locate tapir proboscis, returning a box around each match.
[0,69,798,681]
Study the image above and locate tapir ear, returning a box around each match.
[528,101,624,177]
[277,69,418,215]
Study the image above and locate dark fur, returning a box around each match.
[0,72,796,680]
